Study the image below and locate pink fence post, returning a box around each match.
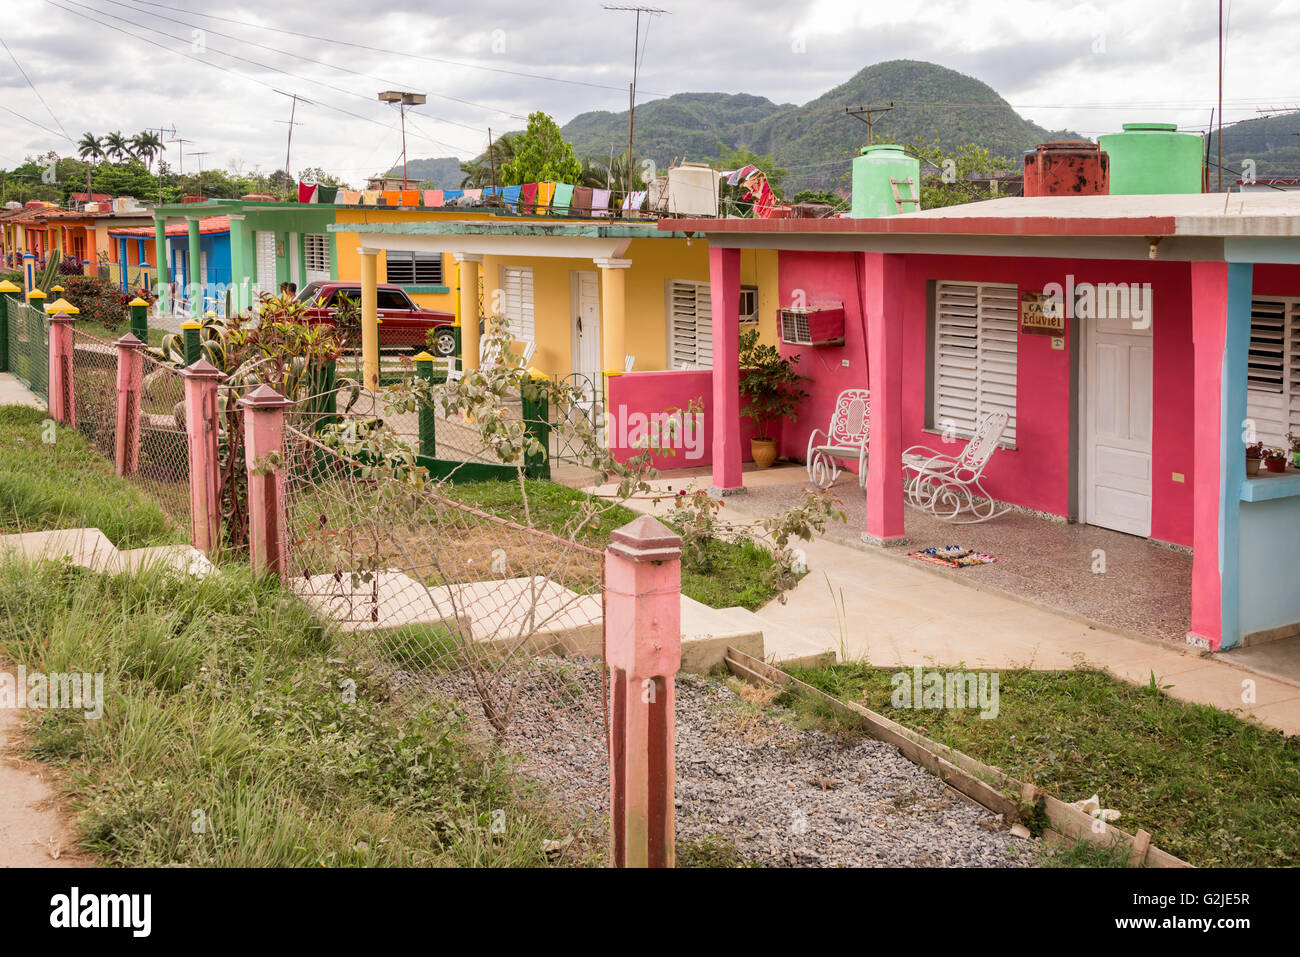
[47,311,76,426]
[605,515,683,868]
[180,358,223,554]
[113,332,144,476]
[239,384,293,577]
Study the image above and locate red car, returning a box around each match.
[295,281,458,356]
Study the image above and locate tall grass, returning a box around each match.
[0,560,582,866]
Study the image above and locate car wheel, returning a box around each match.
[432,328,457,357]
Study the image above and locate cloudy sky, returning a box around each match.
[2,0,1296,184]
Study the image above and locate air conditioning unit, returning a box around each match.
[779,301,846,347]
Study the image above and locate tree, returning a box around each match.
[792,188,843,207]
[132,131,164,171]
[500,113,581,186]
[907,139,1015,208]
[460,133,517,188]
[104,131,135,163]
[76,133,105,200]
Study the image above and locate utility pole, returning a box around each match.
[1217,0,1224,192]
[191,152,209,201]
[845,103,895,146]
[274,90,311,200]
[379,91,427,189]
[603,5,668,204]
[487,128,498,193]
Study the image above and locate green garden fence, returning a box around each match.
[5,298,49,403]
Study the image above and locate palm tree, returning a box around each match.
[132,131,164,171]
[459,133,516,188]
[104,131,135,164]
[76,133,105,203]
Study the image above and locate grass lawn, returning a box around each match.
[0,405,182,548]
[444,478,782,610]
[0,560,582,866]
[782,661,1300,868]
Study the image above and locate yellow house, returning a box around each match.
[330,209,778,380]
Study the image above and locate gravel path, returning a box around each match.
[400,660,1040,867]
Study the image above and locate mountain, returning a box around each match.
[561,60,1080,193]
[1210,111,1300,181]
[385,156,463,190]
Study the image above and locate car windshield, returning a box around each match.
[295,282,322,304]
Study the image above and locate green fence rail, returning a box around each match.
[5,298,49,402]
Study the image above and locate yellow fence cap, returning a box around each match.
[179,321,202,330]
[128,297,149,307]
[50,284,64,293]
[45,297,79,314]
[26,289,47,299]
[412,350,434,361]
[0,279,21,293]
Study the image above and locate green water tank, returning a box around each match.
[851,144,922,218]
[1098,122,1203,195]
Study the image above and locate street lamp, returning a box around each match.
[378,90,427,190]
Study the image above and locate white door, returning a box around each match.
[571,270,601,379]
[287,232,301,289]
[255,232,276,295]
[1084,318,1154,536]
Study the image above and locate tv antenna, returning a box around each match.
[190,151,209,200]
[845,103,894,146]
[602,4,669,204]
[274,91,312,199]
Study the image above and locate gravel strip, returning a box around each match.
[395,659,1040,867]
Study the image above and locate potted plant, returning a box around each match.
[737,329,809,468]
[1288,433,1300,469]
[1246,441,1264,476]
[1263,448,1288,474]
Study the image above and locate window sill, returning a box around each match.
[400,284,450,295]
[920,426,1017,452]
[1240,470,1300,502]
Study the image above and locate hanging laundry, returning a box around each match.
[552,183,575,215]
[464,188,483,202]
[443,189,463,203]
[361,190,380,205]
[537,182,556,212]
[339,189,362,205]
[423,190,442,206]
[520,182,539,214]
[591,188,612,217]
[381,190,402,207]
[622,190,648,212]
[298,181,318,203]
[570,185,593,216]
[502,185,522,211]
[398,189,418,207]
[315,185,339,204]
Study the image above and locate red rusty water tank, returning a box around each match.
[1023,141,1109,197]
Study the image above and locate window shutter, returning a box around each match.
[304,234,330,281]
[255,232,276,294]
[669,280,712,369]
[500,266,535,341]
[1247,297,1300,448]
[933,280,1018,444]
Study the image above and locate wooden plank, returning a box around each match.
[723,646,1193,869]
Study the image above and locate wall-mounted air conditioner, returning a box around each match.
[779,301,846,347]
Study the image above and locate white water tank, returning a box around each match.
[666,162,718,217]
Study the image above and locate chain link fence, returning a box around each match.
[6,298,49,402]
[69,328,117,459]
[279,426,609,777]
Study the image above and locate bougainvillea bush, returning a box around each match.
[61,274,130,329]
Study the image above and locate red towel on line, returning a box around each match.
[297,181,317,203]
[520,182,539,214]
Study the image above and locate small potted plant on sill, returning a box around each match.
[737,328,809,469]
[1263,448,1288,474]
[1246,441,1264,476]
[1288,432,1300,469]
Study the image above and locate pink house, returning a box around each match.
[646,192,1300,653]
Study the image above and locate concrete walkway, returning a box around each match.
[0,373,44,409]
[589,469,1300,737]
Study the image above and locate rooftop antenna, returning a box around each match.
[190,151,209,201]
[274,90,312,201]
[845,103,894,146]
[603,5,668,207]
[168,137,194,176]
[378,90,427,189]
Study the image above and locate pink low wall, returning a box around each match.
[607,370,753,470]
[777,251,1202,546]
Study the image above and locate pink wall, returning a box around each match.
[776,251,1203,546]
[607,370,762,470]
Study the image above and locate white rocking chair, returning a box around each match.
[806,388,870,489]
[901,411,1011,523]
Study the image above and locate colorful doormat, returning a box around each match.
[907,546,1001,568]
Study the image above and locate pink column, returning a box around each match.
[605,515,682,868]
[1188,262,1228,648]
[240,384,293,577]
[46,311,76,426]
[709,246,743,494]
[180,358,223,554]
[114,332,144,476]
[863,252,907,544]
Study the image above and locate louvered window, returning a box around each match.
[932,281,1018,444]
[1247,297,1300,448]
[304,234,330,281]
[499,265,535,341]
[255,231,277,294]
[385,250,444,286]
[668,279,713,369]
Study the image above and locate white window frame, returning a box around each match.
[931,280,1018,446]
[304,233,330,281]
[498,265,535,342]
[385,250,444,286]
[739,284,758,325]
[1247,296,1300,449]
[667,279,713,369]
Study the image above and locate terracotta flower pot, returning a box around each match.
[1246,457,1261,476]
[750,438,778,469]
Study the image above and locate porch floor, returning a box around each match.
[692,464,1193,646]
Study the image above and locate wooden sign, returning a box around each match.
[1020,290,1066,337]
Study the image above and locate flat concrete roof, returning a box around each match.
[329,220,679,238]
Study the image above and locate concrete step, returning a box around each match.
[678,596,764,672]
[0,528,213,577]
[712,605,840,668]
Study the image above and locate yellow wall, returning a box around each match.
[329,209,780,377]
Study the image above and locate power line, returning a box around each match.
[0,103,70,142]
[0,36,73,142]
[125,0,671,98]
